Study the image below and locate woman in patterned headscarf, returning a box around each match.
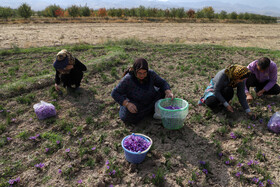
[53,49,87,92]
[111,58,174,124]
[198,64,255,118]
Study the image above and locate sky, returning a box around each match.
[1,0,279,16]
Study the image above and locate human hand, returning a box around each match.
[165,90,174,100]
[246,93,253,103]
[55,83,60,91]
[257,89,265,97]
[226,105,234,113]
[65,65,74,70]
[127,102,138,113]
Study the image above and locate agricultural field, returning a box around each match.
[1,22,280,50]
[0,40,280,186]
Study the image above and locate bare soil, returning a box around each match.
[1,23,280,50]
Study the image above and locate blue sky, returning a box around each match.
[1,0,279,16]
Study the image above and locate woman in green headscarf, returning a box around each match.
[199,65,255,118]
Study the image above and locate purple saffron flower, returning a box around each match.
[45,148,49,152]
[58,169,62,174]
[65,148,70,153]
[77,179,82,184]
[248,125,251,129]
[14,177,20,183]
[229,156,234,160]
[202,169,208,175]
[218,152,223,157]
[259,119,263,124]
[109,185,114,187]
[225,161,230,165]
[7,137,12,141]
[67,131,71,135]
[79,138,82,141]
[267,179,274,185]
[8,179,15,184]
[236,172,242,177]
[200,161,206,165]
[188,180,194,184]
[56,140,60,144]
[254,161,259,165]
[11,118,16,122]
[252,124,256,127]
[237,163,243,167]
[7,110,10,113]
[247,160,254,166]
[252,177,259,183]
[29,118,33,121]
[0,110,3,113]
[258,181,264,187]
[106,160,109,165]
[106,166,110,170]
[152,174,155,178]
[35,163,45,168]
[91,147,96,151]
[230,132,237,139]
[112,170,116,175]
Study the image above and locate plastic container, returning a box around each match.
[158,98,189,130]
[121,133,153,164]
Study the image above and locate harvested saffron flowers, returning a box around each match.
[123,134,151,152]
[33,101,56,120]
[164,105,181,110]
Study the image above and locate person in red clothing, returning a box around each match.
[53,49,87,92]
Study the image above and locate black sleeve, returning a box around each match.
[74,58,87,71]
[55,70,61,85]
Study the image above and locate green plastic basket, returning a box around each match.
[158,98,189,130]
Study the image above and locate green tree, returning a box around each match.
[229,12,238,19]
[44,4,61,17]
[68,5,80,17]
[170,8,177,19]
[219,10,227,19]
[202,6,214,19]
[195,9,205,18]
[18,3,32,19]
[81,5,90,17]
[176,8,185,18]
[0,7,13,20]
[244,12,250,20]
[137,6,146,18]
[237,13,244,19]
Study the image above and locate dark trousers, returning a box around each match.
[246,74,280,95]
[119,88,165,124]
[205,87,234,110]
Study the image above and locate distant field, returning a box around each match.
[0,22,280,50]
[0,41,280,186]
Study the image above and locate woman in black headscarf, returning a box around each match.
[111,58,174,124]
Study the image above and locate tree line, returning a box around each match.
[0,3,277,23]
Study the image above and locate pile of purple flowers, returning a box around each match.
[8,177,20,185]
[267,114,280,133]
[164,105,181,110]
[34,102,56,120]
[123,134,151,152]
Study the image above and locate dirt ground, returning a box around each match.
[1,22,280,50]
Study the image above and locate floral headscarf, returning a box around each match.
[225,65,250,87]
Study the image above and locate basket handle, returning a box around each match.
[134,133,153,154]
